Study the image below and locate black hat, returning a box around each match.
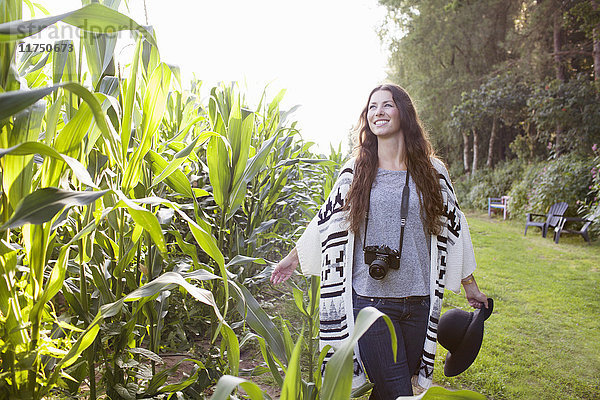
[437,298,494,377]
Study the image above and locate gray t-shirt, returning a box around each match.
[352,168,430,298]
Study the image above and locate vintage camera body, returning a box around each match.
[364,245,401,280]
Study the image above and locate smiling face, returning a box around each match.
[367,89,402,138]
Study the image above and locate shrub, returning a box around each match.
[455,160,525,212]
[509,154,594,218]
[506,162,544,218]
[578,144,600,237]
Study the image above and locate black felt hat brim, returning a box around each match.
[444,298,494,377]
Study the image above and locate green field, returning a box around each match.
[434,213,600,399]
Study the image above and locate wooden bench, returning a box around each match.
[553,217,592,244]
[488,196,510,220]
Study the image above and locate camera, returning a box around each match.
[364,245,401,280]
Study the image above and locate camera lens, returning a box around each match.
[369,257,389,280]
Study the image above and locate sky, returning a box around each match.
[34,0,391,154]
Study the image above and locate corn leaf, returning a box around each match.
[145,150,193,198]
[145,358,204,394]
[350,383,375,398]
[228,95,253,186]
[292,287,308,317]
[280,322,295,364]
[0,83,116,159]
[123,271,223,319]
[59,323,100,369]
[0,240,28,345]
[0,188,109,230]
[17,49,50,76]
[227,130,280,220]
[210,375,265,400]
[161,115,207,150]
[280,333,303,400]
[157,359,206,393]
[320,307,397,400]
[30,218,97,319]
[225,255,267,268]
[147,198,224,269]
[0,3,156,47]
[221,323,240,376]
[275,157,336,169]
[113,191,167,254]
[122,62,171,192]
[149,134,201,188]
[170,230,201,270]
[315,345,332,390]
[2,101,44,209]
[206,133,231,210]
[82,30,117,88]
[142,62,171,142]
[52,40,72,84]
[141,30,160,77]
[121,36,142,160]
[0,141,97,188]
[268,88,287,116]
[257,336,284,387]
[119,196,224,270]
[44,95,63,145]
[232,283,287,364]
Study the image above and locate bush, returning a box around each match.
[506,162,544,218]
[578,145,600,237]
[508,154,594,218]
[455,160,525,212]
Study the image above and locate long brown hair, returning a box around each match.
[344,84,444,236]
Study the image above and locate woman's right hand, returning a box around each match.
[270,247,299,285]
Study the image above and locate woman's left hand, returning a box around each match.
[462,276,489,309]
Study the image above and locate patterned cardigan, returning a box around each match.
[295,157,477,389]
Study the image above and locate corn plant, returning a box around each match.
[210,306,395,400]
[203,83,336,284]
[212,304,486,399]
[0,2,236,398]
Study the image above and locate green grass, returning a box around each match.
[435,212,600,399]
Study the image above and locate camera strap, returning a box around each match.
[363,170,410,256]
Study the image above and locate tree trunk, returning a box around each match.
[553,11,566,82]
[462,130,470,174]
[472,127,479,173]
[487,118,497,168]
[553,9,566,155]
[593,1,600,83]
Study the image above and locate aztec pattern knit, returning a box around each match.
[296,157,477,389]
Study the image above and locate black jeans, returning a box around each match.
[352,290,430,399]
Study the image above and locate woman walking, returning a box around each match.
[271,84,488,398]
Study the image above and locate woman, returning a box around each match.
[271,84,488,398]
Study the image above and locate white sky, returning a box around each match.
[34,0,390,154]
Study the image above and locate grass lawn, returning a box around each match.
[435,212,600,399]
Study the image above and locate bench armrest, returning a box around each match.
[560,217,591,222]
[526,213,547,222]
[556,216,593,231]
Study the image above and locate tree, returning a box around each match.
[450,73,530,171]
[379,0,521,165]
[380,0,598,169]
[449,92,487,173]
[528,74,600,157]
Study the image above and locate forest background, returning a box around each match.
[377,0,600,229]
[0,0,599,400]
